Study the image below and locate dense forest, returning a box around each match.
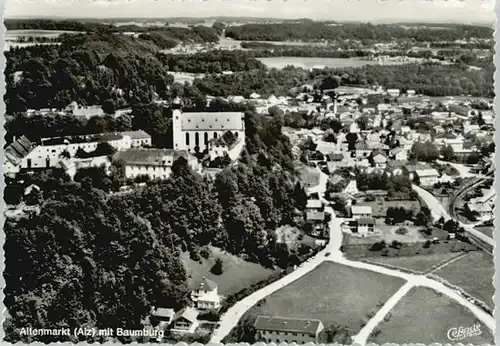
[225,22,493,42]
[4,110,309,343]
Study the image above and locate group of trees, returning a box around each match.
[225,22,493,42]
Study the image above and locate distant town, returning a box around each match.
[3,14,495,345]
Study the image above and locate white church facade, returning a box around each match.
[172,109,245,153]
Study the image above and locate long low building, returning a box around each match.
[4,130,151,176]
[254,316,324,344]
[113,148,200,180]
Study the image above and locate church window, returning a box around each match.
[204,132,208,144]
[195,132,199,146]
[186,133,190,146]
[214,132,218,138]
[235,131,239,138]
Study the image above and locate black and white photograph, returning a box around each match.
[1,0,496,344]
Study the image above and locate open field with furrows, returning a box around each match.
[432,251,494,308]
[239,262,406,335]
[181,246,279,295]
[368,287,494,345]
[364,252,465,274]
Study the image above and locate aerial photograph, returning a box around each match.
[2,0,495,344]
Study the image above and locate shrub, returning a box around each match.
[395,227,408,235]
[199,246,211,259]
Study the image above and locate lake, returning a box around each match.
[257,57,390,69]
[5,29,83,39]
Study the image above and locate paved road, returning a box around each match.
[412,184,494,247]
[210,175,494,343]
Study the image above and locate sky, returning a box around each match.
[3,0,496,24]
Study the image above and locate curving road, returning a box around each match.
[210,174,494,344]
[412,184,493,247]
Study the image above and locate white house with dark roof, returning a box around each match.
[113,148,199,180]
[190,277,220,310]
[172,109,245,153]
[254,316,324,344]
[415,168,440,186]
[120,130,152,148]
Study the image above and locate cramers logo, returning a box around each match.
[447,324,482,341]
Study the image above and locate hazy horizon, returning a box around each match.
[3,0,495,25]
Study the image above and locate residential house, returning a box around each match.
[389,147,408,162]
[387,89,400,98]
[403,163,432,180]
[306,199,323,212]
[407,90,416,97]
[113,148,200,180]
[415,168,440,186]
[172,307,198,332]
[343,180,359,196]
[254,316,324,344]
[377,103,390,115]
[372,150,388,169]
[469,203,493,221]
[355,218,375,234]
[4,135,37,176]
[190,277,221,310]
[355,142,371,158]
[120,130,152,148]
[351,205,373,220]
[151,307,175,325]
[316,141,337,157]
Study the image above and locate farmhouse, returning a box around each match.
[254,316,324,344]
[151,307,175,324]
[354,218,375,234]
[306,199,323,212]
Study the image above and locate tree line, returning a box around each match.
[225,22,493,42]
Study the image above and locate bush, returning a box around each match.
[199,246,211,259]
[423,240,432,248]
[189,249,201,262]
[370,240,386,251]
[395,227,408,235]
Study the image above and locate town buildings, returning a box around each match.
[254,316,324,344]
[4,131,152,176]
[351,206,373,219]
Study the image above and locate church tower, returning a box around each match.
[172,97,183,150]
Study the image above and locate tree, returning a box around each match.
[319,324,352,344]
[440,145,455,161]
[210,258,224,275]
[293,182,308,210]
[102,98,116,115]
[345,133,358,151]
[319,75,341,91]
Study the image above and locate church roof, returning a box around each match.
[181,112,244,131]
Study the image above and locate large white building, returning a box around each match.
[113,148,200,180]
[172,109,245,153]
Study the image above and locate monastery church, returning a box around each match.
[172,100,245,153]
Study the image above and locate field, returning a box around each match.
[368,287,494,344]
[365,252,464,273]
[433,251,494,308]
[181,247,279,295]
[295,164,320,188]
[240,262,405,334]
